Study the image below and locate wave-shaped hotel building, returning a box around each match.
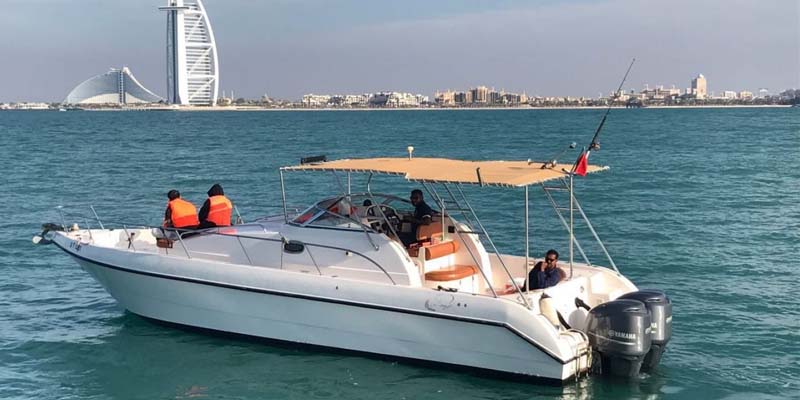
[64,67,163,105]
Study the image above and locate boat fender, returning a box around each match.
[539,293,561,329]
[32,235,48,245]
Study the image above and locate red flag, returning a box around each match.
[574,151,589,176]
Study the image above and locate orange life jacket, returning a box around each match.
[168,198,200,228]
[206,195,233,226]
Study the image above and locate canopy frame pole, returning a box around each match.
[525,185,530,294]
[279,169,288,223]
[568,185,620,273]
[423,183,447,240]
[347,172,351,195]
[365,174,400,244]
[542,184,591,265]
[569,173,574,279]
[441,184,476,230]
[455,185,530,308]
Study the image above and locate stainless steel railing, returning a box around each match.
[54,206,397,285]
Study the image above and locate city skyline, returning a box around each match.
[0,0,797,102]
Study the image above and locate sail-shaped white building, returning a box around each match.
[159,0,219,106]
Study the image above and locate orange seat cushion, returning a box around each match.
[424,240,459,260]
[416,221,444,241]
[425,265,478,281]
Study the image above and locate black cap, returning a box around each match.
[207,183,224,196]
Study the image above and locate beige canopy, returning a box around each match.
[282,157,608,187]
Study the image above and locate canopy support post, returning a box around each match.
[347,172,351,195]
[569,173,574,279]
[525,185,530,295]
[279,169,288,223]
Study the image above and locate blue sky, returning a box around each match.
[0,0,797,101]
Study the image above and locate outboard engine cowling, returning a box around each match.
[619,289,672,371]
[585,299,651,377]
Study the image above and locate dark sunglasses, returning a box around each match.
[545,258,557,263]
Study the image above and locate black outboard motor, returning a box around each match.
[585,299,651,377]
[619,290,672,371]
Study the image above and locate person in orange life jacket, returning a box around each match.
[163,190,200,229]
[198,183,233,228]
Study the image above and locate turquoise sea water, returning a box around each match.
[1,108,798,399]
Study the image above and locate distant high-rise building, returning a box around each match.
[435,90,456,106]
[691,74,707,99]
[64,67,163,105]
[471,86,489,103]
[159,0,219,106]
[489,89,501,104]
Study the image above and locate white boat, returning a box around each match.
[37,156,671,383]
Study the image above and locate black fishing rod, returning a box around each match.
[587,58,636,152]
[569,58,636,175]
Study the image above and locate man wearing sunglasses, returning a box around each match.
[525,249,564,290]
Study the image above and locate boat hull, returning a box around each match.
[52,236,586,382]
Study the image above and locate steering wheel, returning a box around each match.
[364,204,401,234]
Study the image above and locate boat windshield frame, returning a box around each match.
[289,192,412,231]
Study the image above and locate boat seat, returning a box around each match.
[408,240,459,260]
[424,240,459,260]
[416,220,444,241]
[425,265,478,281]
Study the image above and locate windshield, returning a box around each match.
[291,193,418,230]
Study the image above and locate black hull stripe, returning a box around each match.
[52,240,576,366]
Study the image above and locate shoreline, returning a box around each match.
[70,104,796,112]
[2,104,791,112]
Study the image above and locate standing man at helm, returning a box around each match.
[163,190,200,229]
[199,183,233,228]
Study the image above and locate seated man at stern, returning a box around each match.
[523,249,564,290]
